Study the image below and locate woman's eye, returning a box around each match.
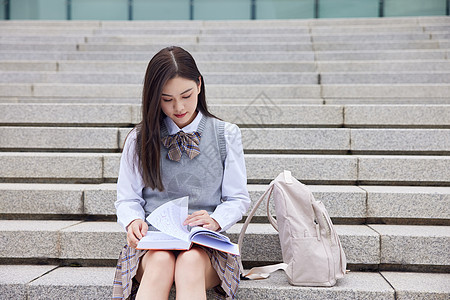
[162,98,172,102]
[182,94,192,99]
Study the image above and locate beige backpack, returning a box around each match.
[238,170,347,286]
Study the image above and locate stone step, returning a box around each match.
[315,50,448,61]
[343,105,450,128]
[311,16,449,26]
[0,103,343,126]
[320,84,450,99]
[1,152,449,185]
[8,22,368,33]
[320,72,450,84]
[0,31,445,45]
[316,61,450,72]
[0,43,78,51]
[311,24,442,34]
[4,96,450,105]
[0,71,319,85]
[5,266,448,300]
[312,32,435,41]
[1,26,443,41]
[0,35,87,43]
[75,32,438,44]
[1,220,449,269]
[3,40,445,53]
[1,104,449,128]
[314,41,443,51]
[0,28,98,36]
[1,183,448,223]
[0,183,365,219]
[88,34,315,44]
[2,60,450,73]
[0,42,317,52]
[0,83,323,99]
[2,126,449,155]
[1,60,313,72]
[244,154,450,185]
[77,42,314,52]
[234,223,450,267]
[3,49,448,61]
[0,16,445,29]
[426,25,450,32]
[2,83,450,99]
[324,98,450,105]
[3,70,450,85]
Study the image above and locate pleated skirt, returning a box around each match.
[112,244,241,300]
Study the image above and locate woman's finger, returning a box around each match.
[132,223,143,240]
[184,210,209,225]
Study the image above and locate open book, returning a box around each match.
[136,196,240,256]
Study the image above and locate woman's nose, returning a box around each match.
[174,99,183,111]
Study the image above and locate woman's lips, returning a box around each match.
[174,113,187,118]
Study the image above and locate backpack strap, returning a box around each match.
[244,263,288,280]
[238,181,288,278]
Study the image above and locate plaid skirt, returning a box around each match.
[112,244,241,300]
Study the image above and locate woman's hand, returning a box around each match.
[126,219,148,249]
[183,210,221,231]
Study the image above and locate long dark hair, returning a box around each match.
[134,46,218,191]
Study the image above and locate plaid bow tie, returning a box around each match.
[161,131,202,162]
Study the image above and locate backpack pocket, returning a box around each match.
[287,236,332,286]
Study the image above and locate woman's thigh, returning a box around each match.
[175,247,221,289]
[135,250,177,283]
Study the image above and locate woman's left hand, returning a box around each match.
[183,210,221,231]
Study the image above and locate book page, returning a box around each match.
[190,234,240,256]
[146,196,189,242]
[137,231,191,250]
[188,226,240,256]
[188,226,231,243]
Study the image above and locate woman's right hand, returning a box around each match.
[126,219,148,249]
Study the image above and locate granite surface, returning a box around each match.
[0,152,103,179]
[370,225,450,266]
[0,183,84,214]
[381,272,450,300]
[0,220,80,258]
[0,265,57,300]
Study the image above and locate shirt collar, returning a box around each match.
[164,110,203,135]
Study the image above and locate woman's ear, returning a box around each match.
[197,76,202,94]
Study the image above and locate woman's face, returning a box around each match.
[160,76,201,128]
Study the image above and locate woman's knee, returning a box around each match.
[137,250,176,282]
[142,250,176,267]
[174,247,210,281]
[176,247,209,268]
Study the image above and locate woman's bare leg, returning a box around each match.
[174,247,221,300]
[135,250,176,300]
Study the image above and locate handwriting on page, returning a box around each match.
[147,196,189,241]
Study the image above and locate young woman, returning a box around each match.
[112,46,251,300]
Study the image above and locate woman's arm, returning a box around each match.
[210,123,251,232]
[115,129,147,231]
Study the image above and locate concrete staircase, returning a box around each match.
[1,16,449,299]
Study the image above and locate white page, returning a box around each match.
[146,196,189,241]
[137,231,191,250]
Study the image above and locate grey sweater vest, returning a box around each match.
[142,115,227,219]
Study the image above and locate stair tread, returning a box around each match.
[1,265,449,299]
